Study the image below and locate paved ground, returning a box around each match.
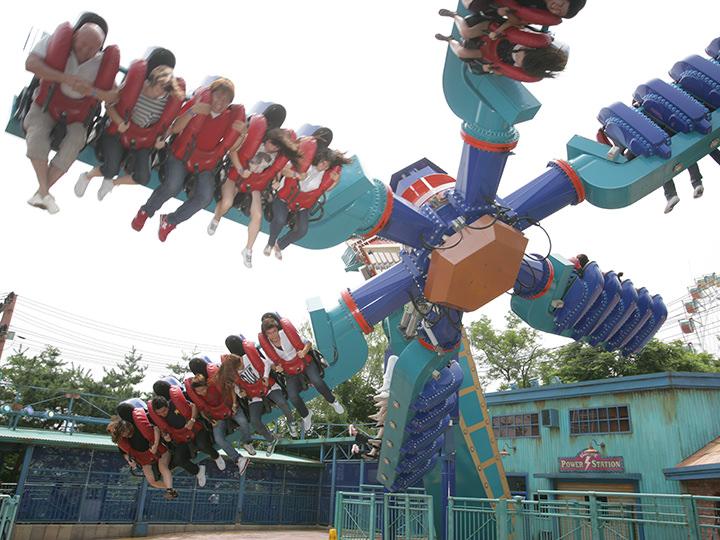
[116,530,332,540]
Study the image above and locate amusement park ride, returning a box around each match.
[6,5,720,536]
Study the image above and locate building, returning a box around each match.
[485,371,720,501]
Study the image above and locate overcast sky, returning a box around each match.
[2,1,720,389]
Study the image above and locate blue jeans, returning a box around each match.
[285,361,336,418]
[268,198,309,249]
[100,131,152,185]
[141,155,215,225]
[212,410,251,462]
[248,389,295,442]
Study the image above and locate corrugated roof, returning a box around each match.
[0,426,115,449]
[0,427,323,465]
[675,435,720,468]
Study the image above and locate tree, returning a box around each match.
[333,323,386,427]
[0,346,118,431]
[0,346,77,429]
[0,345,150,433]
[540,341,622,383]
[101,346,147,398]
[545,339,720,383]
[467,312,549,390]
[302,321,386,435]
[163,348,201,382]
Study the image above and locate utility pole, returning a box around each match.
[0,292,17,359]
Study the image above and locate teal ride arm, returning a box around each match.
[567,107,720,209]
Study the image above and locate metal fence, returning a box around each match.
[446,490,720,540]
[11,445,389,528]
[334,490,435,540]
[0,495,19,540]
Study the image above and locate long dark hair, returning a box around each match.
[265,128,304,169]
[314,147,354,169]
[209,354,243,405]
[521,45,568,79]
[107,419,134,443]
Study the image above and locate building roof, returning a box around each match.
[485,372,720,405]
[675,435,720,469]
[0,426,323,466]
[663,435,720,480]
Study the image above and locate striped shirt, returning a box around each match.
[130,92,169,128]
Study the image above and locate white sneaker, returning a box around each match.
[74,172,91,197]
[303,410,313,431]
[214,456,226,471]
[242,442,256,456]
[196,464,206,487]
[43,194,59,214]
[27,192,46,209]
[664,195,680,214]
[263,244,272,256]
[207,218,220,236]
[694,185,704,199]
[242,248,253,268]
[266,436,278,457]
[97,178,114,201]
[330,400,345,414]
[237,456,249,476]
[349,424,357,437]
[288,423,298,438]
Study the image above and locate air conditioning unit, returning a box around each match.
[541,408,559,428]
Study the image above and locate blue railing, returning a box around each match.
[0,382,118,432]
[0,495,20,540]
[11,445,386,527]
[445,491,720,540]
[334,489,434,540]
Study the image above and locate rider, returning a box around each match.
[258,314,344,431]
[185,357,253,475]
[149,381,226,486]
[266,145,353,259]
[75,48,184,201]
[130,77,246,241]
[108,401,176,498]
[224,125,303,268]
[226,335,300,440]
[24,13,119,214]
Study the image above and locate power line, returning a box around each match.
[1,294,227,385]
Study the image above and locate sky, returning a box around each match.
[1,0,720,390]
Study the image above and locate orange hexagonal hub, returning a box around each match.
[424,216,528,312]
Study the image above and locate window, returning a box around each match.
[492,413,540,438]
[569,405,631,435]
[506,474,528,498]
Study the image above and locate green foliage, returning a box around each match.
[0,344,147,433]
[467,312,549,389]
[545,339,720,383]
[163,349,200,382]
[302,321,386,432]
[101,347,147,398]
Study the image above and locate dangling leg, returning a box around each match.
[209,179,239,235]
[242,190,263,268]
[688,163,704,199]
[663,180,680,213]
